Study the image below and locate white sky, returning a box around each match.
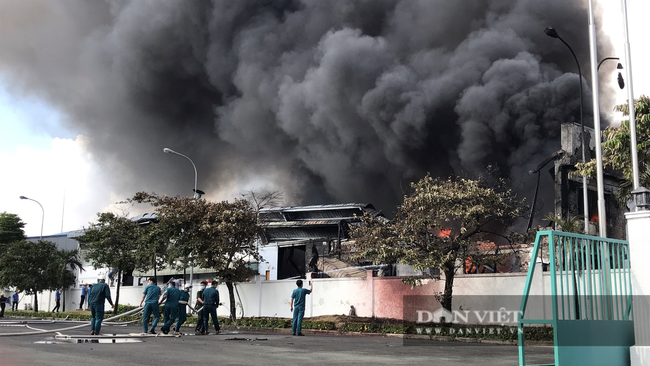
[0,0,648,237]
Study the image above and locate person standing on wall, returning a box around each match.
[89,277,114,336]
[79,284,88,310]
[52,289,61,312]
[201,279,220,335]
[194,280,207,335]
[139,277,161,334]
[290,279,313,336]
[11,290,19,311]
[159,280,182,335]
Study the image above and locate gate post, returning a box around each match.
[625,210,650,365]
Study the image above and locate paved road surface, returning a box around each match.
[0,319,554,366]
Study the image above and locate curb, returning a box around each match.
[3,315,554,346]
[211,325,553,346]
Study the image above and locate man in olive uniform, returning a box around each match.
[139,277,161,334]
[159,280,182,335]
[201,279,220,335]
[194,280,207,335]
[174,284,191,335]
[89,277,114,336]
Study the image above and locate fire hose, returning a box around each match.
[0,305,145,337]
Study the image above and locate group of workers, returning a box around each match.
[140,277,220,336]
[0,290,21,316]
[80,275,312,337]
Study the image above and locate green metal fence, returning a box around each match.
[518,230,634,366]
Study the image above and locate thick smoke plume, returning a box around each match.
[0,0,616,215]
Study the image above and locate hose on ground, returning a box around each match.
[0,305,144,337]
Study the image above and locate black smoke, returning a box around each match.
[0,0,616,217]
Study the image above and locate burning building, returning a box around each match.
[553,123,626,239]
[257,203,385,280]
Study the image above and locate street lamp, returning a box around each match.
[19,196,44,241]
[162,147,203,293]
[545,26,590,233]
[597,57,625,89]
[163,148,204,199]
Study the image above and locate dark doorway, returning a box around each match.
[278,245,306,279]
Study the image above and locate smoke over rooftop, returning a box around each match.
[0,0,615,214]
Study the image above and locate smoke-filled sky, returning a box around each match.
[1,0,648,236]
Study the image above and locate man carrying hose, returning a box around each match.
[159,280,181,335]
[201,279,220,335]
[194,280,207,335]
[139,277,161,334]
[174,284,191,335]
[89,277,114,336]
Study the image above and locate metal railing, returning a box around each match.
[518,230,633,366]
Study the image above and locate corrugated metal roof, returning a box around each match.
[259,203,376,212]
[263,220,339,227]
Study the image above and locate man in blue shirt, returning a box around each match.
[174,284,191,335]
[159,280,182,335]
[12,290,19,311]
[201,280,220,335]
[290,279,313,336]
[139,277,161,334]
[79,284,88,310]
[52,289,61,312]
[89,277,114,336]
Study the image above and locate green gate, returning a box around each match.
[518,230,635,366]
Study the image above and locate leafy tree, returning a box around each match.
[0,240,63,312]
[0,212,26,252]
[132,192,260,320]
[576,95,650,205]
[135,219,169,279]
[349,173,526,311]
[77,212,149,311]
[55,249,84,311]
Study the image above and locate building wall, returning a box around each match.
[18,269,557,322]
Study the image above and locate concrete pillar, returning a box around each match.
[366,270,375,317]
[625,210,650,365]
[256,274,262,317]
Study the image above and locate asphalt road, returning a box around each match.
[0,319,555,366]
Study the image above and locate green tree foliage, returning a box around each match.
[576,95,650,205]
[0,240,67,312]
[132,192,260,320]
[55,249,84,311]
[0,212,26,252]
[77,212,149,311]
[349,173,526,311]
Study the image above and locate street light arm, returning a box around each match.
[163,148,198,196]
[597,57,620,71]
[19,196,44,240]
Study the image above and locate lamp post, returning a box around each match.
[545,26,590,234]
[586,56,625,239]
[19,196,44,241]
[597,57,625,89]
[163,147,203,292]
[163,148,204,199]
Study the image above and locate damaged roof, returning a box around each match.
[259,203,382,242]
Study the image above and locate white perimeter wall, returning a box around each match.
[18,266,555,321]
